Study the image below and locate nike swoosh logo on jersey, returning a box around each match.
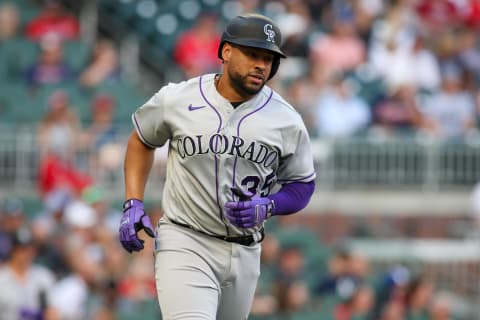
[188,104,206,111]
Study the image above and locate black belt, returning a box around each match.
[170,219,264,246]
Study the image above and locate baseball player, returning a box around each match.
[0,227,57,319]
[119,13,316,320]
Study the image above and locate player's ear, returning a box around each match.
[221,43,232,62]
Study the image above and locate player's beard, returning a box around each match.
[228,69,266,97]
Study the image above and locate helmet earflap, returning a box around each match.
[269,56,281,80]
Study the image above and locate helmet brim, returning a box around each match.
[217,39,286,60]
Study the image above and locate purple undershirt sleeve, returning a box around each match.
[267,180,315,216]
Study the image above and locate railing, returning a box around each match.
[312,135,480,191]
[2,126,480,196]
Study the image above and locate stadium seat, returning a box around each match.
[98,0,117,11]
[63,40,91,72]
[0,83,40,123]
[176,0,202,22]
[93,81,148,123]
[117,298,162,320]
[133,16,157,40]
[199,0,222,11]
[0,38,39,82]
[248,315,277,320]
[6,0,41,26]
[20,196,44,219]
[136,0,158,19]
[36,82,88,121]
[291,311,333,320]
[113,0,138,22]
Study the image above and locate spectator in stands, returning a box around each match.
[351,0,384,46]
[259,233,281,280]
[30,187,71,283]
[117,249,157,316]
[380,301,406,320]
[82,185,121,236]
[31,194,122,319]
[24,33,74,87]
[274,0,313,58]
[368,1,440,91]
[234,0,260,14]
[0,2,20,42]
[404,275,434,320]
[37,90,92,197]
[470,180,480,237]
[457,28,480,83]
[334,284,375,320]
[38,152,93,199]
[31,212,70,279]
[173,12,221,78]
[420,68,476,139]
[285,73,322,135]
[276,280,311,315]
[372,84,427,136]
[0,198,26,235]
[413,0,480,34]
[367,0,421,84]
[433,31,463,78]
[369,31,441,93]
[415,0,466,33]
[0,226,60,319]
[81,93,125,184]
[314,249,369,298]
[38,89,81,157]
[250,234,281,316]
[79,39,121,89]
[25,0,80,41]
[0,198,25,263]
[374,265,411,319]
[40,188,73,225]
[82,93,118,151]
[313,72,371,138]
[50,198,124,319]
[275,244,307,285]
[429,291,454,320]
[309,12,366,83]
[272,244,314,317]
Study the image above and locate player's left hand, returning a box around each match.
[224,193,274,228]
[119,199,155,253]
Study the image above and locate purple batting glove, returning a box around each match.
[224,190,275,228]
[119,199,155,253]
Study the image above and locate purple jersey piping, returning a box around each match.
[199,76,223,133]
[199,76,226,231]
[132,113,161,148]
[231,89,274,191]
[277,172,316,183]
[231,89,273,236]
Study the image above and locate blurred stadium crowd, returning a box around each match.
[1,0,480,319]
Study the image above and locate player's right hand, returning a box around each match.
[119,199,155,253]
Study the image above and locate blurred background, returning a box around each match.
[0,0,480,319]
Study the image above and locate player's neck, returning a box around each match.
[215,74,252,104]
[8,260,29,281]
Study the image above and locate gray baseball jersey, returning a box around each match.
[0,264,55,319]
[133,73,316,237]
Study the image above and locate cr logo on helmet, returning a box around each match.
[263,24,276,43]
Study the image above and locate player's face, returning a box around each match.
[224,44,275,97]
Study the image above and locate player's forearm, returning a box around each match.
[124,131,155,201]
[267,180,315,216]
